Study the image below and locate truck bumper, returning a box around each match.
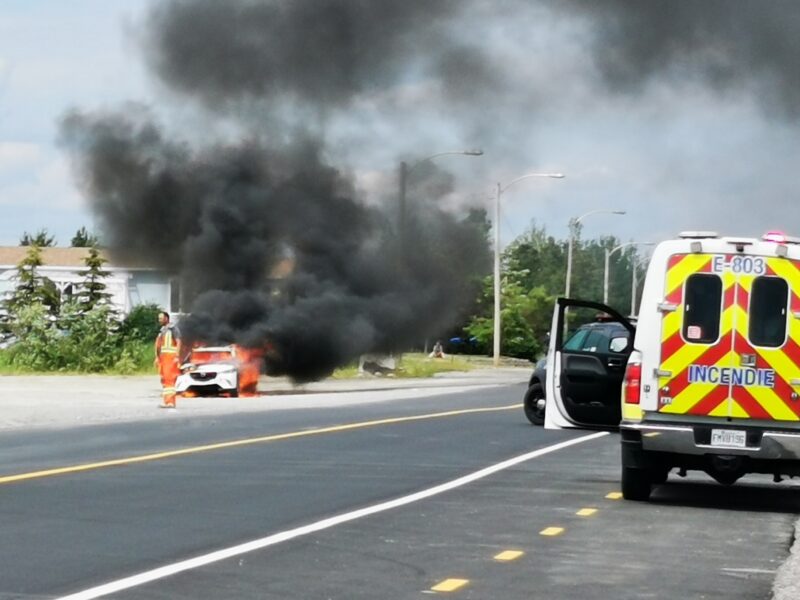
[622,422,800,461]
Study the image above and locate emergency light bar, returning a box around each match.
[679,231,719,239]
[762,231,800,244]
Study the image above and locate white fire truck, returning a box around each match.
[545,231,800,500]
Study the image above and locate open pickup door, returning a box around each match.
[544,298,636,430]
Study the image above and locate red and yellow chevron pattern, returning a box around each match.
[658,253,800,421]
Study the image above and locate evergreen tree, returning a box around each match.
[19,229,56,247]
[3,245,60,317]
[77,246,112,311]
[70,227,99,248]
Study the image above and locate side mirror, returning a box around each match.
[609,336,629,353]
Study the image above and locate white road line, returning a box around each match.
[56,431,609,600]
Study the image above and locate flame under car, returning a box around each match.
[176,345,262,397]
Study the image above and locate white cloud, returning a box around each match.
[0,142,42,172]
[0,151,83,210]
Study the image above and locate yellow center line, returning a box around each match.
[539,526,565,536]
[0,404,523,485]
[431,578,469,592]
[494,550,525,562]
[576,508,598,517]
[605,492,623,500]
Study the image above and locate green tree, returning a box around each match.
[77,246,112,311]
[56,302,123,371]
[504,223,569,297]
[466,274,554,359]
[4,245,60,317]
[119,303,161,343]
[70,227,99,248]
[19,229,56,247]
[462,221,651,360]
[504,221,646,315]
[3,302,63,371]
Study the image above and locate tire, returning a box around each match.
[523,382,546,426]
[651,467,670,485]
[230,374,239,397]
[622,467,652,501]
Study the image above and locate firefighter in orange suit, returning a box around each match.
[154,311,182,408]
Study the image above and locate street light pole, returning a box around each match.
[604,241,655,305]
[493,182,502,369]
[565,209,626,298]
[493,172,565,367]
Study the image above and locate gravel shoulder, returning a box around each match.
[0,367,530,431]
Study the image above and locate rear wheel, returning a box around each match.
[622,467,652,501]
[651,467,670,485]
[523,382,546,426]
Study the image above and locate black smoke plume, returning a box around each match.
[144,0,483,111]
[62,0,498,381]
[554,0,800,116]
[61,108,489,382]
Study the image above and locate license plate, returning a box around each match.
[710,429,746,448]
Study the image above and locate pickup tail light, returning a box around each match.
[623,360,642,405]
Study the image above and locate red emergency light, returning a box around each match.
[763,231,787,243]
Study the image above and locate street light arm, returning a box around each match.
[609,241,655,258]
[499,172,565,195]
[405,149,484,177]
[574,208,626,225]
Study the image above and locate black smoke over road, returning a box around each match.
[143,0,492,111]
[59,0,497,382]
[61,0,800,380]
[554,0,800,116]
[61,107,489,381]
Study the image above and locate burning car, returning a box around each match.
[176,345,263,397]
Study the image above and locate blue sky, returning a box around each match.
[0,0,150,245]
[3,1,800,249]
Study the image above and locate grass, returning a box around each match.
[0,341,157,376]
[0,347,530,378]
[332,352,475,379]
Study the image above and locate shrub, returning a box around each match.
[120,304,162,344]
[113,341,155,374]
[5,302,63,371]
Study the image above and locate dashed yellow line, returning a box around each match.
[431,578,469,592]
[0,404,522,485]
[605,492,623,500]
[494,550,525,562]
[539,526,565,537]
[576,507,598,517]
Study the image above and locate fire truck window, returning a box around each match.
[749,277,788,347]
[682,274,722,343]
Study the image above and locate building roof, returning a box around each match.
[0,247,294,276]
[0,247,151,270]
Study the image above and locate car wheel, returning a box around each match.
[523,382,546,426]
[622,467,652,501]
[651,467,670,485]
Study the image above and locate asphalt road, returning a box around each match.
[0,383,797,599]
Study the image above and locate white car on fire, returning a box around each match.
[176,346,241,397]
